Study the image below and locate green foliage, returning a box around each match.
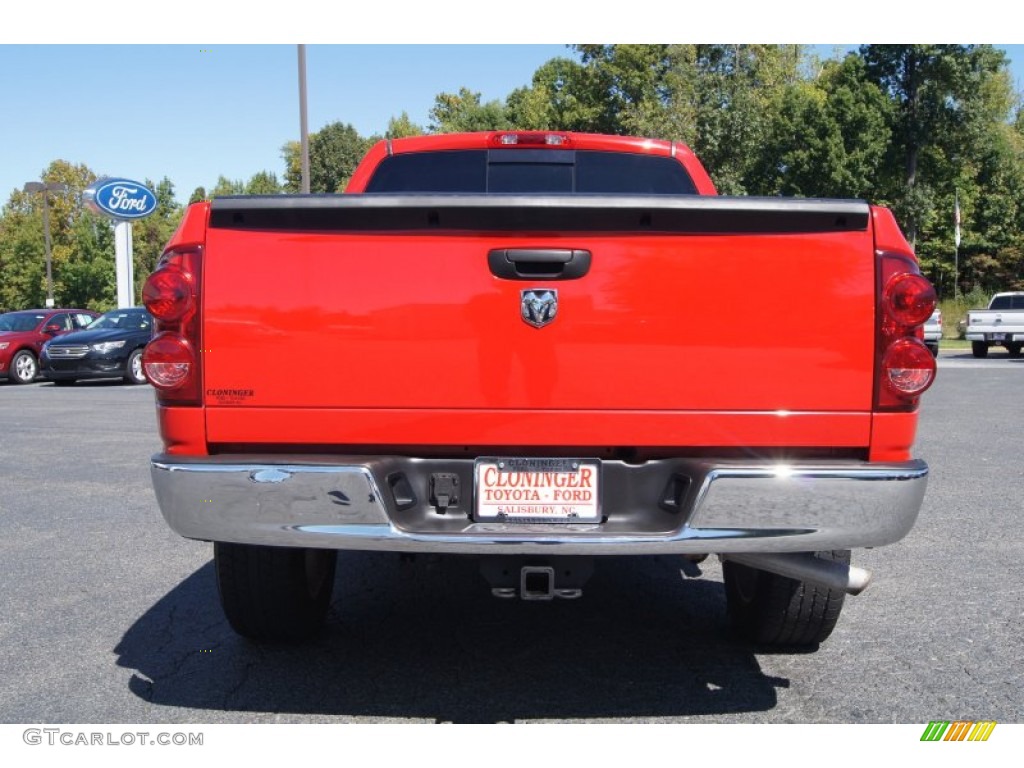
[428,88,511,133]
[861,45,1011,245]
[504,45,809,194]
[281,123,373,193]
[60,213,116,311]
[939,286,991,339]
[0,164,183,312]
[310,122,374,193]
[210,176,245,197]
[281,140,302,192]
[506,55,624,132]
[682,45,805,195]
[386,112,424,139]
[0,160,100,310]
[245,171,282,195]
[753,55,893,198]
[0,202,47,311]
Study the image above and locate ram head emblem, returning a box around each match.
[521,289,558,328]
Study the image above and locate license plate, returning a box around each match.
[990,333,1006,341]
[475,458,600,523]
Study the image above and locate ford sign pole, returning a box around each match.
[114,220,134,307]
[83,179,158,308]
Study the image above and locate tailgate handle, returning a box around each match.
[488,249,591,280]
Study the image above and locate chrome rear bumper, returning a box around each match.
[150,455,927,555]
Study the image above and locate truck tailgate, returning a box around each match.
[201,196,876,445]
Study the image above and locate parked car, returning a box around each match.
[41,307,154,385]
[0,308,99,384]
[923,308,941,356]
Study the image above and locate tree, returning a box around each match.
[505,46,677,135]
[506,55,617,132]
[0,167,184,310]
[310,122,374,193]
[861,45,1010,244]
[245,171,282,195]
[508,45,806,194]
[59,213,116,311]
[386,112,424,139]
[678,44,805,194]
[281,140,302,193]
[752,55,893,199]
[0,160,98,310]
[0,199,48,310]
[428,88,511,133]
[573,44,679,136]
[941,113,1024,294]
[210,176,245,197]
[282,123,374,193]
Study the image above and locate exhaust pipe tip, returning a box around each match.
[845,566,872,595]
[721,552,872,596]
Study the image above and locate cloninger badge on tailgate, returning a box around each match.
[521,289,558,328]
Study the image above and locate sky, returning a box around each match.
[0,45,568,203]
[2,41,1024,206]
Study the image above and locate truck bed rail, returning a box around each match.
[209,194,871,234]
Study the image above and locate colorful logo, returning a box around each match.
[921,721,997,741]
[83,178,158,220]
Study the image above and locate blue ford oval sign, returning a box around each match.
[84,178,158,220]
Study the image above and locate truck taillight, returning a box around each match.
[143,334,194,389]
[884,273,936,327]
[882,338,935,397]
[875,253,936,410]
[142,268,192,322]
[143,246,203,405]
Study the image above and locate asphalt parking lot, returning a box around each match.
[0,352,1021,723]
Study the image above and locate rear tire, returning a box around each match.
[215,542,336,642]
[926,342,939,357]
[971,341,989,358]
[1007,343,1022,358]
[724,550,849,648]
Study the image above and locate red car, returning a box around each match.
[0,309,99,384]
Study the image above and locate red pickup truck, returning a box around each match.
[144,132,935,648]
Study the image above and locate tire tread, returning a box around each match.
[215,542,336,643]
[725,550,849,648]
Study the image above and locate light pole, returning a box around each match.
[298,44,310,194]
[23,181,68,308]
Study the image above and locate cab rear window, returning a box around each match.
[365,150,697,195]
[989,295,1024,310]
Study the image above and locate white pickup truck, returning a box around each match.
[966,292,1024,358]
